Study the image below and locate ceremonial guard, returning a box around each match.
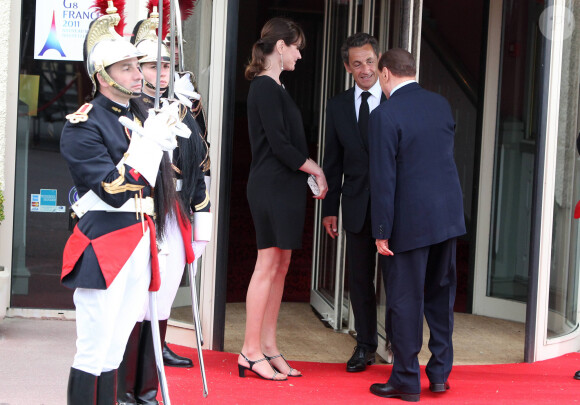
[60,2,182,403]
[116,2,211,403]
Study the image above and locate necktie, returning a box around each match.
[358,91,371,145]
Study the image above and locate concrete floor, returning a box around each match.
[0,303,525,404]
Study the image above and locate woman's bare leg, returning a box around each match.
[238,247,287,380]
[260,249,301,376]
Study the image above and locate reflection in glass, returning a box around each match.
[170,0,213,325]
[12,2,91,309]
[548,3,580,339]
[312,0,350,310]
[488,1,546,303]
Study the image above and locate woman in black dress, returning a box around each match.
[238,17,328,381]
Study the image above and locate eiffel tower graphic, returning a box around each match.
[38,10,66,57]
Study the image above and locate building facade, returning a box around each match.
[0,0,579,363]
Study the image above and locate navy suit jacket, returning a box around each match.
[368,82,466,253]
[322,86,386,233]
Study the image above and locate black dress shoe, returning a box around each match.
[162,342,193,368]
[574,370,580,380]
[370,382,420,402]
[429,381,450,392]
[346,346,375,372]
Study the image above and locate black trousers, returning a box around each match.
[345,205,378,352]
[380,238,457,393]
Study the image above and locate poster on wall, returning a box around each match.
[34,0,100,61]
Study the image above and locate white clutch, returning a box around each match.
[307,174,320,196]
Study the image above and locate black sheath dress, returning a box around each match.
[246,75,309,250]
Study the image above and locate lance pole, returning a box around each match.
[168,0,176,98]
[149,292,172,404]
[174,2,185,72]
[188,259,209,397]
[154,0,164,110]
[151,2,172,404]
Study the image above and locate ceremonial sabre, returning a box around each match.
[188,257,209,397]
[168,0,176,99]
[149,291,171,405]
[150,1,171,404]
[154,0,164,110]
[174,1,186,72]
[170,0,209,396]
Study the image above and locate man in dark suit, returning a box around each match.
[322,33,386,372]
[368,48,466,402]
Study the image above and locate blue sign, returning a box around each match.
[30,189,65,213]
[40,189,58,206]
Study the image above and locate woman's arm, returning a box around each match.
[299,158,328,199]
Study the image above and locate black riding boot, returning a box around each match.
[134,320,161,405]
[67,367,97,405]
[117,322,142,404]
[97,369,117,405]
[161,319,193,368]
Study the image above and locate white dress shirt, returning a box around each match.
[390,80,417,97]
[354,79,383,121]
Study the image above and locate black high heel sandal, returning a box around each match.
[238,353,288,381]
[264,353,302,377]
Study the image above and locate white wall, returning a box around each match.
[0,2,10,193]
[0,0,21,319]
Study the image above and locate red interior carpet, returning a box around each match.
[162,347,579,404]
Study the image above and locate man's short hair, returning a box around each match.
[378,48,416,77]
[340,33,379,64]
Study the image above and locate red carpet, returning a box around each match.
[163,347,580,404]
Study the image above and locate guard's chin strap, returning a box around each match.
[97,69,141,97]
[145,80,168,92]
[100,68,139,97]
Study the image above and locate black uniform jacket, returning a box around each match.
[60,94,159,290]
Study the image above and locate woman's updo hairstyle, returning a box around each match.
[245,17,305,80]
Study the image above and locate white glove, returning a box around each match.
[143,108,178,152]
[119,101,190,186]
[159,99,192,139]
[120,100,191,151]
[174,72,201,108]
[119,116,166,186]
[120,111,176,152]
[191,240,208,259]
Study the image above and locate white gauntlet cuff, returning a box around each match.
[124,135,164,186]
[193,212,213,241]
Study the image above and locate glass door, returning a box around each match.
[474,0,546,322]
[310,0,421,363]
[11,0,91,310]
[529,0,580,361]
[476,1,580,362]
[310,0,358,332]
[170,0,213,329]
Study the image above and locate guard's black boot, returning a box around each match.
[161,319,193,368]
[97,369,117,405]
[117,322,141,404]
[134,321,160,405]
[67,367,97,405]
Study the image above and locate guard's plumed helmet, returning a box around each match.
[132,8,171,65]
[85,1,144,96]
[131,4,171,90]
